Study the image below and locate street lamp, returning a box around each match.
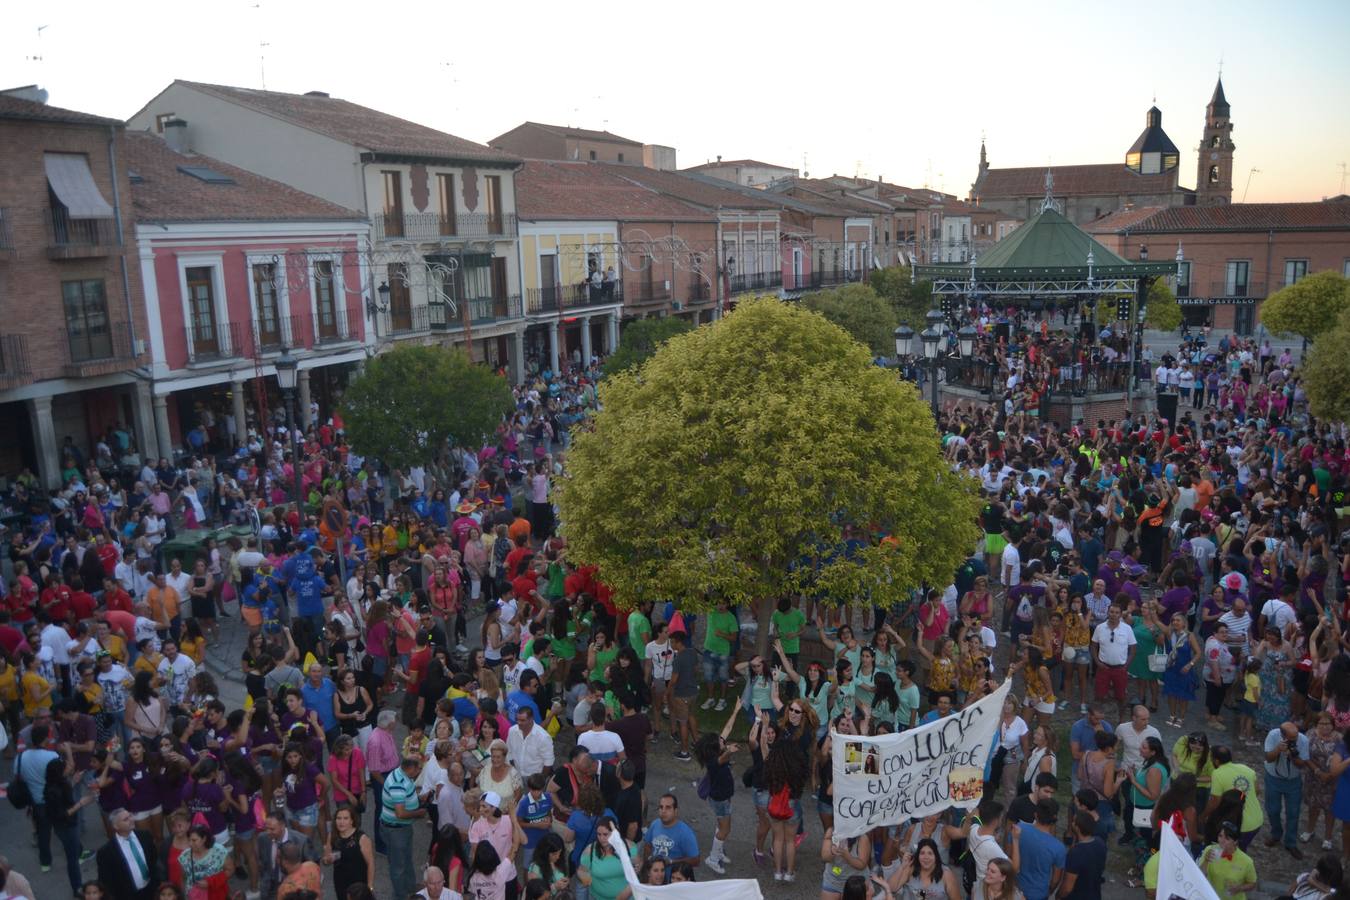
[921,325,941,416]
[958,325,976,359]
[274,346,306,528]
[367,281,391,316]
[1138,244,1149,261]
[894,325,913,359]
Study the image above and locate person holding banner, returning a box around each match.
[884,836,961,900]
[819,826,872,900]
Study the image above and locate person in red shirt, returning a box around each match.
[504,536,533,581]
[0,610,26,660]
[101,576,134,614]
[95,536,119,577]
[66,577,97,621]
[98,608,138,645]
[9,561,37,623]
[39,574,71,622]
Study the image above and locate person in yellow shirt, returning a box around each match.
[178,619,207,666]
[95,622,128,664]
[0,654,19,738]
[20,651,53,717]
[133,640,164,685]
[1239,658,1260,743]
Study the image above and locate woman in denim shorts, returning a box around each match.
[279,742,330,839]
[762,716,809,883]
[694,699,743,874]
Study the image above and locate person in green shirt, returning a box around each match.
[627,602,654,657]
[587,631,621,686]
[1199,822,1258,900]
[771,597,807,666]
[701,602,738,712]
[1203,748,1264,839]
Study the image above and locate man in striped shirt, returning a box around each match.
[381,756,426,900]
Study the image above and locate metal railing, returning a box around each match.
[61,319,134,368]
[631,282,671,303]
[526,283,622,313]
[46,207,117,256]
[314,306,363,344]
[253,314,304,353]
[945,357,1135,396]
[373,212,518,241]
[0,334,30,378]
[1209,280,1265,298]
[185,319,248,363]
[0,208,13,251]
[409,296,524,331]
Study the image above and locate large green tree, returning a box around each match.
[870,266,935,328]
[801,283,898,356]
[341,344,513,469]
[1303,305,1350,424]
[556,297,981,655]
[1144,279,1182,332]
[601,316,695,377]
[1260,270,1350,342]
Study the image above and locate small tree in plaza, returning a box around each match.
[1260,270,1350,342]
[601,316,695,377]
[1303,305,1350,424]
[1144,279,1183,332]
[801,284,898,357]
[556,296,981,656]
[871,266,934,328]
[341,344,514,469]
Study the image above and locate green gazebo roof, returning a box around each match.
[915,207,1178,281]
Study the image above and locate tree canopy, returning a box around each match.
[1303,304,1350,424]
[1144,278,1182,332]
[801,283,898,357]
[556,297,982,653]
[601,316,695,377]
[341,344,513,469]
[1259,270,1350,341]
[870,266,935,328]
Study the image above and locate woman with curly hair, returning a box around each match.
[762,710,809,883]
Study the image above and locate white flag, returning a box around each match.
[1156,816,1222,900]
[831,679,1010,840]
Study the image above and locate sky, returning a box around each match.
[4,0,1349,203]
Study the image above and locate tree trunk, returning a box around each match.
[754,596,775,659]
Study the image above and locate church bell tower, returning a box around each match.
[1196,78,1235,206]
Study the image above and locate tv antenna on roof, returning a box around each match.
[27,24,47,64]
[1243,168,1260,203]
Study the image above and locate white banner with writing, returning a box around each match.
[831,679,1010,840]
[609,830,764,900]
[1156,815,1222,900]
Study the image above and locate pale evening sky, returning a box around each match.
[4,0,1348,204]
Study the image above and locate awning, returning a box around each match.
[44,153,113,218]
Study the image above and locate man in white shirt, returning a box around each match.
[1218,597,1253,660]
[163,558,192,605]
[506,706,555,778]
[1084,580,1112,630]
[1091,603,1136,722]
[576,704,626,766]
[415,865,460,900]
[114,550,137,594]
[1115,705,1161,840]
[156,641,196,707]
[96,809,157,900]
[1260,587,1298,639]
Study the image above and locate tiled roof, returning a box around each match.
[1084,206,1170,234]
[684,159,796,171]
[1093,202,1350,234]
[514,160,712,222]
[125,132,365,224]
[510,121,643,146]
[175,81,518,165]
[598,165,783,211]
[0,94,122,127]
[778,184,888,215]
[941,198,1000,217]
[976,164,1184,198]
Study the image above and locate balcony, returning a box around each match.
[525,283,622,313]
[60,320,136,377]
[185,320,248,364]
[45,207,117,260]
[373,212,517,242]
[0,334,31,387]
[411,296,524,331]
[630,281,671,304]
[253,314,305,353]
[728,272,783,294]
[315,306,364,345]
[784,271,822,291]
[1208,280,1266,299]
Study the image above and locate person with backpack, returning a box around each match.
[693,700,741,875]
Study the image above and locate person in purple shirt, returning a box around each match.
[1118,563,1145,607]
[181,756,231,841]
[279,742,328,838]
[1158,572,1195,623]
[1096,551,1124,598]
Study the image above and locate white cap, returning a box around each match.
[482,791,502,809]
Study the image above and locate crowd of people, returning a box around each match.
[0,313,1344,900]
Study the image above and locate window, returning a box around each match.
[155,113,176,133]
[314,261,338,340]
[1284,259,1308,286]
[381,170,403,237]
[1208,166,1220,184]
[186,266,221,354]
[1175,261,1191,298]
[1211,135,1222,148]
[1163,153,1179,170]
[1225,260,1250,296]
[436,173,457,236]
[589,150,596,161]
[1344,259,1350,278]
[484,175,503,234]
[1235,304,1255,336]
[617,152,625,163]
[62,279,111,361]
[386,263,412,331]
[252,263,282,347]
[1126,152,1142,171]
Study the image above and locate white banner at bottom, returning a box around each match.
[610,830,764,900]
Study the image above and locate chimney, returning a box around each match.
[0,84,48,104]
[304,91,330,98]
[163,118,189,153]
[716,155,722,163]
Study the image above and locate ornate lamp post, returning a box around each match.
[920,324,941,417]
[273,347,306,526]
